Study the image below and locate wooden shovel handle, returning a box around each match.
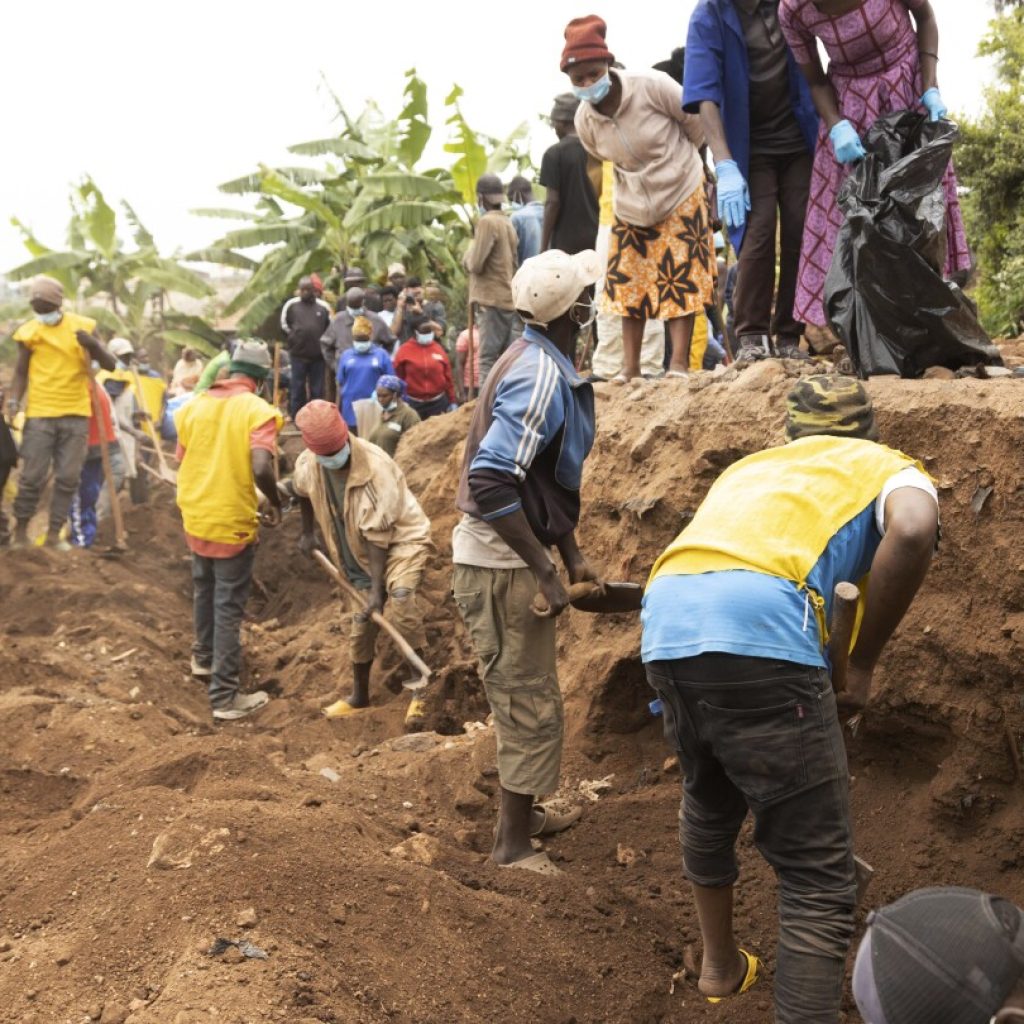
[312,549,431,683]
[828,581,860,694]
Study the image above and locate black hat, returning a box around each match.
[853,887,1024,1024]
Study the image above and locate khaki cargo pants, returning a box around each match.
[453,564,563,796]
[350,571,427,664]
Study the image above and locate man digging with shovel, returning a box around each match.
[288,400,433,726]
[641,376,940,1022]
[452,248,605,877]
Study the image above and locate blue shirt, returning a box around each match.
[683,0,819,254]
[510,202,545,266]
[642,501,881,668]
[336,346,394,428]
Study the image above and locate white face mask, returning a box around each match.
[316,444,351,470]
[347,306,363,319]
[353,341,372,354]
[37,310,62,326]
[415,332,434,346]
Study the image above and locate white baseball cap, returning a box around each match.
[511,249,602,328]
[108,337,135,358]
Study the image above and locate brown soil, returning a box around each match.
[2,361,1023,1024]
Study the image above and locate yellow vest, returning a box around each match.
[96,368,167,445]
[649,436,923,640]
[13,313,96,418]
[175,390,282,545]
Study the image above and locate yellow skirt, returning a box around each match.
[605,183,715,321]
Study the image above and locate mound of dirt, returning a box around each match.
[1,362,1023,1024]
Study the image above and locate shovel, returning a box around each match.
[130,365,177,486]
[829,580,875,906]
[312,549,431,693]
[568,580,643,614]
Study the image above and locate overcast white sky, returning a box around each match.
[0,0,996,273]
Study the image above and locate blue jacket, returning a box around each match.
[457,325,595,545]
[337,346,394,428]
[684,0,820,254]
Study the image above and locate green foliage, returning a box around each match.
[6,177,219,363]
[197,69,533,335]
[958,8,1024,334]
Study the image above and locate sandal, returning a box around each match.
[706,949,761,1004]
[609,373,631,385]
[497,852,563,876]
[531,804,582,837]
[664,370,688,379]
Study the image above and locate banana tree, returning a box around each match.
[195,69,532,336]
[7,178,220,358]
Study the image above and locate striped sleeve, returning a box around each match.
[468,350,565,519]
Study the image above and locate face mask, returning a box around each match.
[37,311,62,326]
[415,332,434,346]
[316,444,350,470]
[570,299,596,331]
[509,201,523,211]
[347,306,363,319]
[115,359,128,371]
[476,203,489,216]
[353,341,372,354]
[573,73,611,105]
[139,363,151,373]
[375,395,398,412]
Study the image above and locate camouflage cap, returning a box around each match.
[785,374,878,443]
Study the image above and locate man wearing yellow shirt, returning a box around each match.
[641,376,939,1021]
[8,276,116,550]
[174,340,283,721]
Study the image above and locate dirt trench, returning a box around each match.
[1,362,1023,1024]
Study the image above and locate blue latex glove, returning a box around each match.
[447,402,459,413]
[715,159,750,231]
[829,119,866,165]
[920,87,947,122]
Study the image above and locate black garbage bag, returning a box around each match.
[824,110,1002,378]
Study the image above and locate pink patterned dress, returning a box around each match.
[779,0,971,327]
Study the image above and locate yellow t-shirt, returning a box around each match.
[97,368,167,444]
[13,312,96,418]
[175,389,283,546]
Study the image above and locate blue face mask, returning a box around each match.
[375,394,398,412]
[415,332,434,346]
[347,306,363,319]
[353,340,372,354]
[573,72,612,105]
[509,201,523,211]
[37,310,62,326]
[115,359,128,371]
[316,444,351,471]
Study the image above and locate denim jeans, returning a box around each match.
[13,415,89,532]
[288,355,325,420]
[477,306,522,387]
[646,654,856,1024]
[191,546,256,709]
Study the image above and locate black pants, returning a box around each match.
[407,393,448,421]
[0,417,16,544]
[646,653,856,1024]
[733,150,812,347]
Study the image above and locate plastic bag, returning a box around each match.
[824,111,1002,378]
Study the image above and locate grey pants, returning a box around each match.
[191,546,256,709]
[12,416,89,533]
[477,306,522,388]
[646,654,856,1024]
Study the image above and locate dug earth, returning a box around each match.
[1,362,1022,1023]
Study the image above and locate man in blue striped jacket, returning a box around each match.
[453,249,603,876]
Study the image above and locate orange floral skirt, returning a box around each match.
[604,184,715,320]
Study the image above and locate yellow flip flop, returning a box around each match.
[706,949,760,1004]
[322,699,367,719]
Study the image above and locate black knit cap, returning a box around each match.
[854,887,1024,1024]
